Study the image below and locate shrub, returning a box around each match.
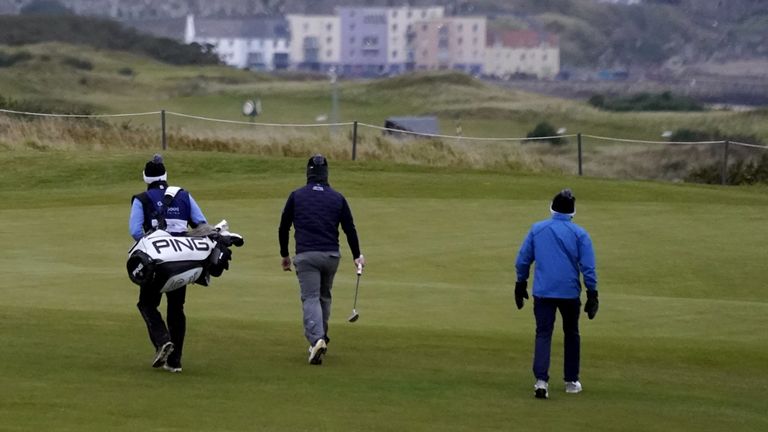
[117,67,134,76]
[0,93,93,116]
[588,92,704,112]
[0,50,32,67]
[526,121,567,146]
[687,153,768,185]
[0,15,220,66]
[61,56,93,70]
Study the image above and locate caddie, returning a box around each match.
[129,154,207,373]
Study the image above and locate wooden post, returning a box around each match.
[352,121,358,161]
[161,109,167,151]
[577,133,583,176]
[721,140,730,185]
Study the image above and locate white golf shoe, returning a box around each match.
[308,339,327,365]
[534,380,549,399]
[565,381,583,394]
[152,342,174,368]
[162,364,182,373]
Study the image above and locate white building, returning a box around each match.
[385,6,444,73]
[484,30,560,79]
[286,14,340,72]
[184,14,290,70]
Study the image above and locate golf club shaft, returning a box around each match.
[352,273,360,309]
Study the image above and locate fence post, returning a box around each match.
[161,109,167,151]
[721,140,730,185]
[577,133,583,176]
[351,121,358,161]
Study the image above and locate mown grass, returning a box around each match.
[0,150,766,431]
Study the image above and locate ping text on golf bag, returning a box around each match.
[126,187,244,292]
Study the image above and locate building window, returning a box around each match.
[392,23,398,31]
[458,24,463,31]
[303,23,309,31]
[350,23,355,30]
[327,37,332,44]
[363,36,378,46]
[326,23,333,31]
[521,54,526,60]
[326,50,332,58]
[543,54,548,61]
[458,37,463,45]
[274,40,278,48]
[392,10,398,18]
[392,50,398,58]
[473,24,478,32]
[422,24,427,31]
[421,11,426,18]
[350,37,356,44]
[407,11,412,18]
[350,49,355,57]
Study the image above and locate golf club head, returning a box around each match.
[348,309,359,322]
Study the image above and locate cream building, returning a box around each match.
[385,6,444,73]
[484,30,560,79]
[287,14,341,72]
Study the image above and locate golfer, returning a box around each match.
[278,154,365,365]
[514,189,598,399]
[129,154,207,373]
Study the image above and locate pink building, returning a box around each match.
[412,17,486,75]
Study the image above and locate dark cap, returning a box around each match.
[306,154,329,184]
[551,188,575,214]
[143,154,167,183]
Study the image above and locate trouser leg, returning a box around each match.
[137,284,170,349]
[533,297,557,382]
[165,286,187,367]
[295,253,324,345]
[319,255,340,341]
[560,298,581,382]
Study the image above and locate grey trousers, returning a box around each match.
[294,251,341,345]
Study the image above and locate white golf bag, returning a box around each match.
[126,220,244,293]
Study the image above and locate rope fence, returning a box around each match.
[2,108,767,185]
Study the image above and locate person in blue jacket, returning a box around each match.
[278,154,365,365]
[515,189,598,399]
[129,154,207,373]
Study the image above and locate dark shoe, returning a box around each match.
[534,380,549,399]
[152,341,174,368]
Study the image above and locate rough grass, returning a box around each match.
[0,151,766,432]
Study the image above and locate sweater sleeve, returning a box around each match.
[129,199,145,241]
[188,194,207,226]
[578,231,598,291]
[515,229,535,282]
[339,197,361,259]
[278,193,295,257]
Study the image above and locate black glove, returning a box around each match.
[585,290,599,319]
[515,281,529,310]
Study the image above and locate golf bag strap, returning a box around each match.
[131,187,184,232]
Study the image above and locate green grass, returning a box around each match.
[0,150,767,431]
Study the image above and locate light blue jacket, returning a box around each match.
[515,213,597,299]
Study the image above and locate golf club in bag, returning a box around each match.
[126,220,244,293]
[348,256,364,323]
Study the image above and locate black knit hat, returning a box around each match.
[306,154,329,184]
[551,188,575,214]
[143,154,167,184]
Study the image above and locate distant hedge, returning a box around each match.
[589,91,704,112]
[0,15,219,66]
